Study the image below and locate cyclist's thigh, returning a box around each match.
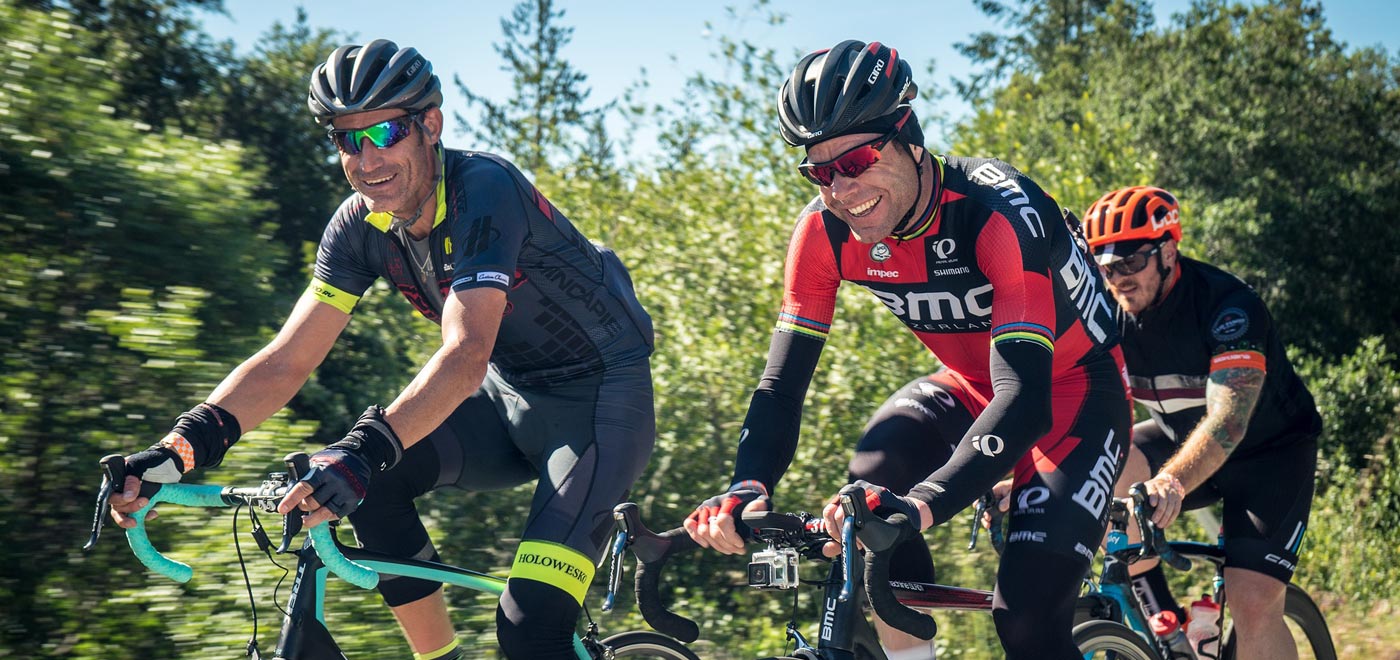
[437,371,540,491]
[1005,358,1131,563]
[1214,438,1318,583]
[994,543,1087,659]
[510,360,656,561]
[849,369,984,490]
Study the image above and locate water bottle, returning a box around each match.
[1148,610,1196,659]
[1187,594,1222,659]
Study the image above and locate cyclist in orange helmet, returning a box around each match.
[1084,186,1321,660]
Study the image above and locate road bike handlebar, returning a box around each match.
[610,503,701,643]
[837,485,938,641]
[611,493,942,644]
[86,452,382,589]
[1121,483,1192,572]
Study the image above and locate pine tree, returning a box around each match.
[454,0,610,174]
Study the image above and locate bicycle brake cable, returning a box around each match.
[234,505,264,659]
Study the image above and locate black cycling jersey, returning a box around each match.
[1118,257,1322,458]
[309,147,653,385]
[304,146,656,653]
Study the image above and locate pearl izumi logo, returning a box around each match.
[931,238,956,260]
[972,434,1005,456]
[870,242,892,262]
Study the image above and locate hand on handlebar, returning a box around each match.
[980,478,1012,530]
[277,447,371,528]
[684,482,770,555]
[1141,471,1186,529]
[819,480,931,555]
[108,445,186,529]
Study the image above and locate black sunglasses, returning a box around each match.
[327,114,418,155]
[1100,244,1162,277]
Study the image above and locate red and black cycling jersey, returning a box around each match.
[309,148,653,386]
[1118,257,1322,457]
[731,155,1124,523]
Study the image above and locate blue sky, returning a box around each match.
[202,1,1398,160]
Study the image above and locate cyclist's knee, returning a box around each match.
[496,578,581,660]
[1224,568,1286,625]
[994,608,1075,658]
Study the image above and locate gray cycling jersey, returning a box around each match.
[309,148,654,385]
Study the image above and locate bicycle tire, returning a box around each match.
[597,630,700,659]
[1219,584,1336,660]
[1073,619,1160,660]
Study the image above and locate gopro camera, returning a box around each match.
[747,547,800,589]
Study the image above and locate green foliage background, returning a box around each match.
[1,0,1397,658]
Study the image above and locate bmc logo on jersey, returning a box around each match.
[968,163,1045,238]
[1072,428,1121,519]
[870,283,994,323]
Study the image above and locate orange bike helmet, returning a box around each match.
[1082,186,1182,250]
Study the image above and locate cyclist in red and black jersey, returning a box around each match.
[107,40,655,660]
[1084,186,1322,660]
[684,40,1131,660]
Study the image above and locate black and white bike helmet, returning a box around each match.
[777,40,917,147]
[308,39,443,126]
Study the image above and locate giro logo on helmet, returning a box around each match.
[868,59,886,84]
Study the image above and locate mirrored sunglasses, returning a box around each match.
[797,129,898,187]
[328,114,417,155]
[1100,244,1162,277]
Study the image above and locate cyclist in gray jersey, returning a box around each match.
[108,40,655,660]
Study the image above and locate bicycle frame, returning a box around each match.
[86,454,612,660]
[1083,491,1230,656]
[273,529,600,660]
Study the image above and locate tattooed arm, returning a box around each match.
[1162,365,1267,492]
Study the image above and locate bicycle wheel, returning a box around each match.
[1073,619,1160,660]
[1219,584,1336,660]
[596,630,700,659]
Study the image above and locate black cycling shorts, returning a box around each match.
[347,360,655,606]
[851,357,1131,576]
[1133,420,1316,583]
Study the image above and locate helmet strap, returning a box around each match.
[387,124,442,235]
[890,143,938,241]
[889,142,922,237]
[1148,244,1177,308]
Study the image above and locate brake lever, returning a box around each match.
[276,452,310,553]
[85,454,127,551]
[602,527,629,612]
[970,495,989,551]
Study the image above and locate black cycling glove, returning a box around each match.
[688,480,770,532]
[299,405,405,519]
[124,403,243,489]
[846,479,925,535]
